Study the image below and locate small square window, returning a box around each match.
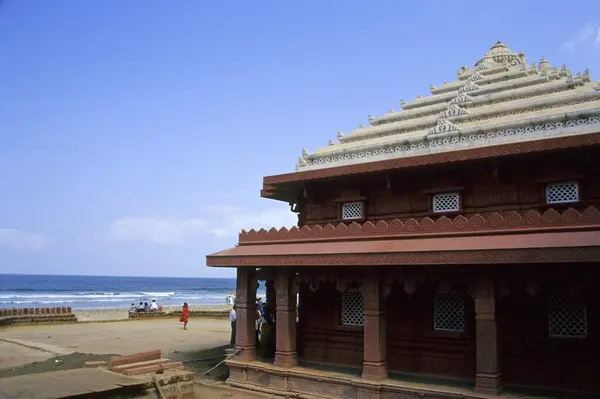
[432,193,460,213]
[549,295,587,339]
[433,293,465,332]
[342,202,364,220]
[545,182,579,204]
[341,291,364,326]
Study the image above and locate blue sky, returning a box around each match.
[0,1,598,277]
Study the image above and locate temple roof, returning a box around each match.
[296,42,600,173]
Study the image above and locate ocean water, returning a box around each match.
[0,274,265,310]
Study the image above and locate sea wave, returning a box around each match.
[0,291,177,299]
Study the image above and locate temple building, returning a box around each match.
[206,42,600,398]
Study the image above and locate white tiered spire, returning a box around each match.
[296,42,600,172]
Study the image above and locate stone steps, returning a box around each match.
[109,350,184,376]
[121,360,184,376]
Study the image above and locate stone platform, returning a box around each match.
[0,367,196,399]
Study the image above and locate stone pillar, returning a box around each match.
[273,269,298,368]
[471,278,503,395]
[235,267,257,362]
[360,273,387,381]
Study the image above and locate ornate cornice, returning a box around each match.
[263,130,600,187]
[238,207,600,244]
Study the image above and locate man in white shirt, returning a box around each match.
[150,300,158,312]
[229,305,236,346]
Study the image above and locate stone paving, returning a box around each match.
[0,317,230,367]
[0,318,232,398]
[0,368,146,399]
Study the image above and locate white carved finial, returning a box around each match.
[583,68,590,81]
[297,157,307,166]
[337,131,344,138]
[388,109,394,113]
[368,114,374,120]
[359,123,365,128]
[328,140,335,146]
[301,149,308,157]
[400,98,407,105]
[429,84,436,91]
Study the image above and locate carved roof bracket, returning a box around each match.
[458,81,480,94]
[468,71,485,82]
[428,118,459,135]
[449,93,473,105]
[438,103,468,118]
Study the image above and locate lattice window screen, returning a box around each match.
[549,295,587,338]
[432,193,460,213]
[433,293,465,332]
[545,182,579,204]
[341,202,364,220]
[341,291,364,326]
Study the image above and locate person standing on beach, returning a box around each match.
[229,304,236,346]
[180,302,189,330]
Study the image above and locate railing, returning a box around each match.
[238,206,600,244]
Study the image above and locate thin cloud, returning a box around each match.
[107,204,298,244]
[561,22,600,51]
[0,229,48,250]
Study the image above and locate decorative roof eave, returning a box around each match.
[307,107,600,161]
[263,125,600,189]
[206,230,600,267]
[239,207,600,245]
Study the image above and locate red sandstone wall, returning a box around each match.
[301,148,600,225]
[386,284,476,379]
[498,280,600,392]
[297,284,364,368]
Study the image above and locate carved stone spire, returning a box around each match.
[337,131,344,138]
[539,56,549,71]
[328,140,335,146]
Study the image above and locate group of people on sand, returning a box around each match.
[129,299,159,313]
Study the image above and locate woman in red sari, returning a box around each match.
[180,302,189,330]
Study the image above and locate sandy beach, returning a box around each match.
[72,304,232,322]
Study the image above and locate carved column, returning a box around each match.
[235,267,257,362]
[470,278,503,395]
[273,269,298,368]
[360,272,387,381]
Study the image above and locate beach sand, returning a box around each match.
[73,304,231,322]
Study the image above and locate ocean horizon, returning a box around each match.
[0,274,264,310]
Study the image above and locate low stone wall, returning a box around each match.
[0,307,77,326]
[168,310,229,318]
[128,310,229,320]
[128,311,169,319]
